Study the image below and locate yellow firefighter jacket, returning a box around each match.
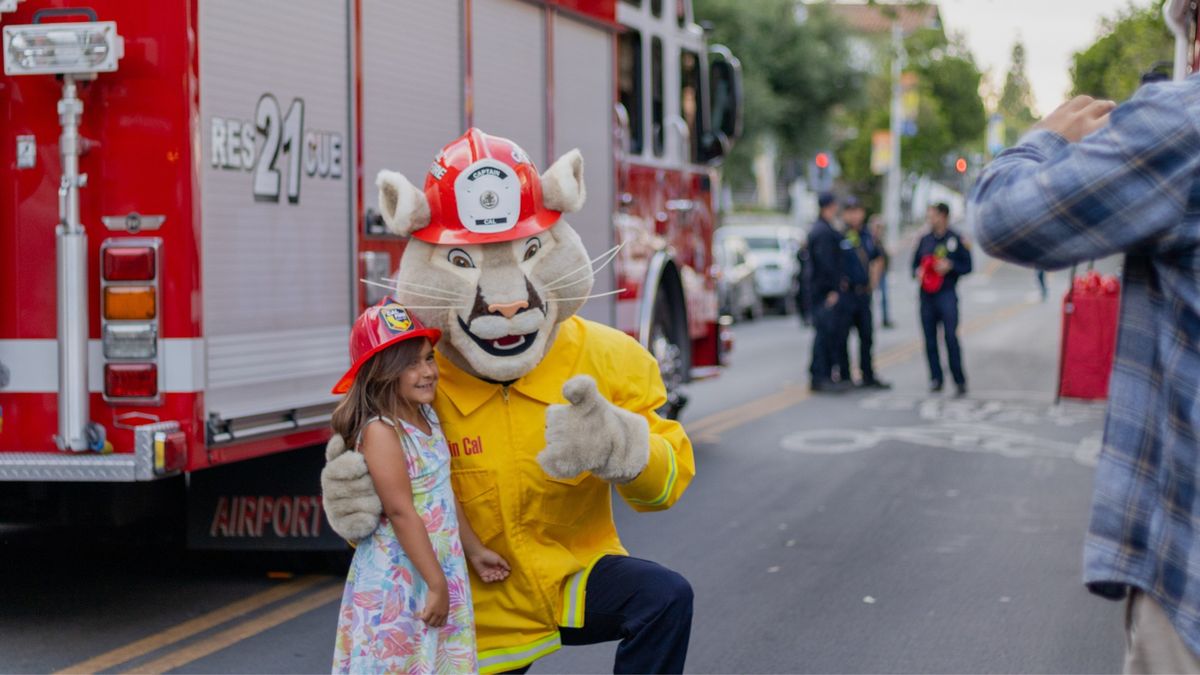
[432,316,694,673]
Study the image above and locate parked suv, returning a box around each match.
[713,234,762,321]
[718,225,803,314]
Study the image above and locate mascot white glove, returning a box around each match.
[538,375,651,484]
[320,434,383,542]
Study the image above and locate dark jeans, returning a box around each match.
[838,292,876,382]
[920,291,965,386]
[809,296,846,383]
[504,555,693,674]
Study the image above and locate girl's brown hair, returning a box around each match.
[331,338,430,449]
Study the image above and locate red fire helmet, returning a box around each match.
[415,128,561,245]
[331,298,442,394]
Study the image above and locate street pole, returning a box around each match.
[884,20,904,248]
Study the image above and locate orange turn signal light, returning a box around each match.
[104,286,156,320]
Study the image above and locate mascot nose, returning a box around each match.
[488,300,529,319]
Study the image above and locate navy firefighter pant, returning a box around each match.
[920,290,965,386]
[504,555,693,674]
[561,555,693,673]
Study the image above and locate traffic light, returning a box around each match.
[955,157,967,174]
[808,151,838,192]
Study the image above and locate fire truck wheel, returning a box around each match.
[651,288,689,420]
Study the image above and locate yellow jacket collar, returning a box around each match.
[435,318,586,414]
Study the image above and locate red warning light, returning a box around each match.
[955,157,968,173]
[815,153,830,170]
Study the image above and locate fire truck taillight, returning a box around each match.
[100,238,162,403]
[103,323,157,359]
[104,363,157,399]
[103,246,156,280]
[103,286,156,320]
[153,430,186,475]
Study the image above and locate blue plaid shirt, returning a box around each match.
[969,76,1200,653]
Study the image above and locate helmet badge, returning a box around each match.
[454,158,522,235]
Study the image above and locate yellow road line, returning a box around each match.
[688,299,1037,443]
[54,575,329,675]
[122,584,344,675]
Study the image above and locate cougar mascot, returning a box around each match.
[322,129,695,674]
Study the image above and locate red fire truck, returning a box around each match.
[0,0,740,548]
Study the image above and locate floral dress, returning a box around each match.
[333,407,477,674]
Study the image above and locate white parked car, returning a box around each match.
[716,225,803,314]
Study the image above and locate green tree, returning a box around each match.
[837,27,986,205]
[998,40,1038,146]
[1071,2,1173,102]
[693,0,864,191]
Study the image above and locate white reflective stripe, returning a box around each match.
[477,633,562,674]
[0,338,205,393]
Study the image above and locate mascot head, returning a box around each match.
[376,128,593,382]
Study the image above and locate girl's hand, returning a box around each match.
[469,548,511,583]
[420,585,450,628]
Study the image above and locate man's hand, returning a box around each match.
[537,375,650,484]
[934,258,952,275]
[1035,95,1116,143]
[825,291,839,308]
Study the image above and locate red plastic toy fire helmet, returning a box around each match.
[331,298,442,394]
[416,128,562,245]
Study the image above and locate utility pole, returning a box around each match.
[884,20,904,248]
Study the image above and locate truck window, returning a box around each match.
[651,36,664,157]
[618,29,644,155]
[680,48,701,164]
[651,0,663,17]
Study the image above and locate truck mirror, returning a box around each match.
[705,45,742,164]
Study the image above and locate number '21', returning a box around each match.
[253,95,304,203]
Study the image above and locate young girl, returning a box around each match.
[330,299,509,674]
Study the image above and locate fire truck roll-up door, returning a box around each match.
[362,1,463,186]
[552,12,616,326]
[473,0,547,167]
[199,1,352,435]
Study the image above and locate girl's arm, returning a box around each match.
[359,421,449,625]
[456,500,486,557]
[456,500,510,582]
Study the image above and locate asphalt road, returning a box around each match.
[0,252,1125,674]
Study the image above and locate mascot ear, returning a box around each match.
[541,148,586,214]
[376,170,431,237]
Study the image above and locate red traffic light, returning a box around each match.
[815,152,830,170]
[955,157,967,173]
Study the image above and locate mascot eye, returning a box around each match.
[523,238,541,261]
[448,249,476,269]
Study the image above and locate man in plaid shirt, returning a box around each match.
[969,83,1200,673]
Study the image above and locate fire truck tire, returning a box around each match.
[650,285,689,420]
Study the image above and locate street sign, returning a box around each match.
[871,130,891,176]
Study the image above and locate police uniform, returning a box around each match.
[807,214,847,388]
[911,228,973,392]
[837,226,887,386]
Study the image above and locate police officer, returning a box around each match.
[912,202,973,396]
[808,193,851,393]
[836,197,891,389]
